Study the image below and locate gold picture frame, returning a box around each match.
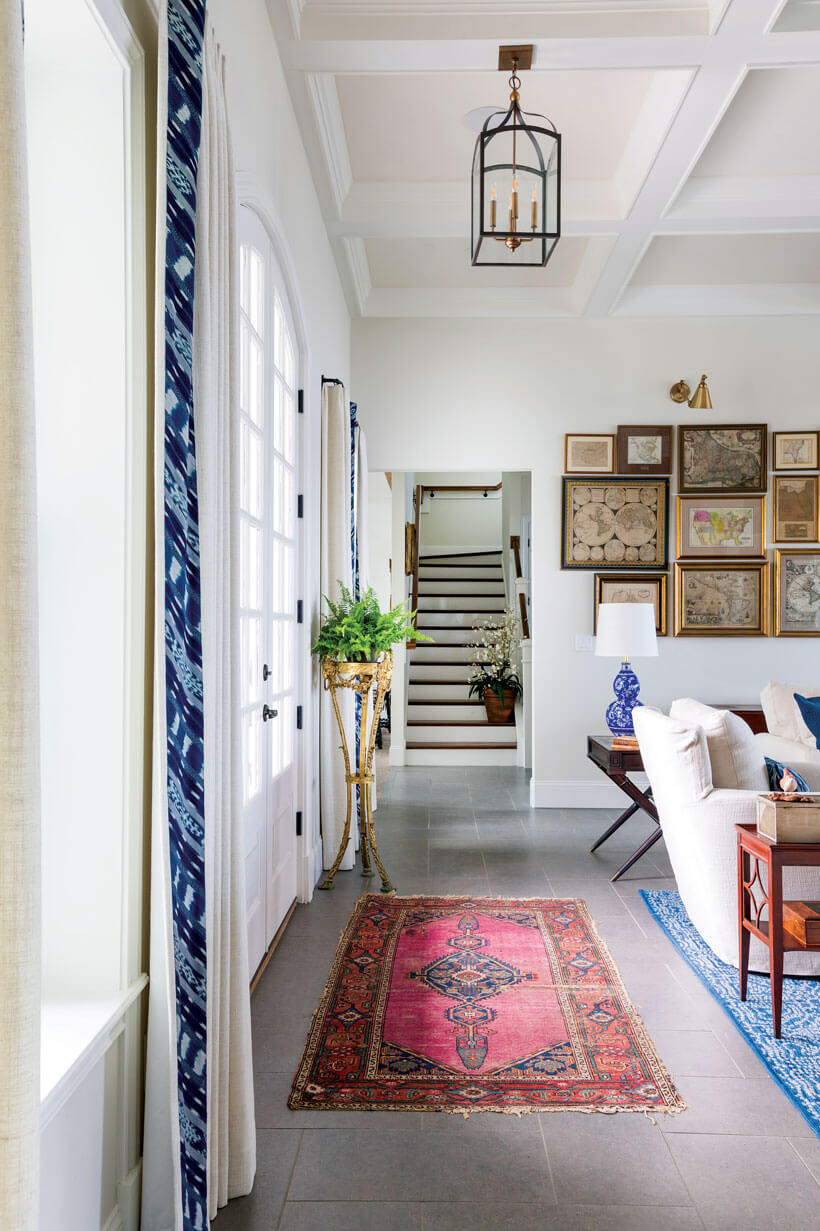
[774,549,820,636]
[678,424,767,494]
[564,434,615,475]
[673,561,769,637]
[561,477,669,571]
[594,572,668,636]
[676,494,766,560]
[773,431,820,471]
[772,474,820,544]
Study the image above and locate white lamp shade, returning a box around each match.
[595,603,658,659]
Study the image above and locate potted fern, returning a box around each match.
[311,583,428,662]
[467,608,522,724]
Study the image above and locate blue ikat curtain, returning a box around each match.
[162,1,208,1226]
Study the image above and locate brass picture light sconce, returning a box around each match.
[669,374,712,410]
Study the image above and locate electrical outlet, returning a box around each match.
[575,634,595,653]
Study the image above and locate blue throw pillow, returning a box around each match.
[765,758,810,793]
[795,694,820,750]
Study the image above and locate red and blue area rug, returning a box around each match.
[289,895,684,1115]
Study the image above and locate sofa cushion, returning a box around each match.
[764,757,810,793]
[670,698,769,792]
[761,681,820,748]
[633,707,713,808]
[794,694,820,750]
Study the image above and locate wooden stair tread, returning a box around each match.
[420,551,502,561]
[407,719,515,727]
[417,608,504,614]
[406,741,517,750]
[408,699,482,706]
[409,679,473,685]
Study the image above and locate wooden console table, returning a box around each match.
[736,821,820,1039]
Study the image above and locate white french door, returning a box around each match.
[239,208,300,979]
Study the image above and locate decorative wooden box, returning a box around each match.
[756,795,820,844]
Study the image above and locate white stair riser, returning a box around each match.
[408,725,515,745]
[407,703,484,721]
[417,580,505,596]
[420,554,502,567]
[413,627,481,645]
[405,748,517,767]
[418,596,505,612]
[411,646,480,663]
[416,612,485,629]
[418,567,504,580]
[408,683,474,701]
[410,665,473,682]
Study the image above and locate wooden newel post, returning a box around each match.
[318,654,394,893]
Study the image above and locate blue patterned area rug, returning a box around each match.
[641,889,820,1137]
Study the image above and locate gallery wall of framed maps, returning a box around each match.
[562,426,820,637]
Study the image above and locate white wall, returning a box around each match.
[368,471,393,611]
[209,0,351,890]
[354,315,820,805]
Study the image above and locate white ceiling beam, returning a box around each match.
[669,174,820,219]
[287,30,820,74]
[616,282,820,314]
[581,0,791,315]
[363,286,581,317]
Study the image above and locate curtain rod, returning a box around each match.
[321,375,343,386]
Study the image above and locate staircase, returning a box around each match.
[405,551,518,766]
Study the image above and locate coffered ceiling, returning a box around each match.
[264,0,820,317]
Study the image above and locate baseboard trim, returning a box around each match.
[530,777,648,809]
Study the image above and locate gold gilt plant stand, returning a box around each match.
[318,655,394,893]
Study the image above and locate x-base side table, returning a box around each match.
[586,736,661,882]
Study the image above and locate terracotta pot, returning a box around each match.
[482,687,516,725]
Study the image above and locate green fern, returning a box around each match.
[312,582,431,662]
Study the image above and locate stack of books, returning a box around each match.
[611,735,640,751]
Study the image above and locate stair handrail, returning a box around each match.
[510,534,530,640]
[408,483,422,648]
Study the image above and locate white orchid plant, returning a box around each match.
[467,607,522,703]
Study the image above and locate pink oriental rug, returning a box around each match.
[289,896,684,1115]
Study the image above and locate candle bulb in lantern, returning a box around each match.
[531,187,538,230]
[490,184,497,230]
[511,177,519,220]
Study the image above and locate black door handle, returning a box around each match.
[262,704,278,722]
[263,663,271,681]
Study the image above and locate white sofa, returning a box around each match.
[756,680,820,769]
[633,698,820,975]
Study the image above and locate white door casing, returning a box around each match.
[239,208,300,977]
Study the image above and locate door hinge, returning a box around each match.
[295,810,303,837]
[297,599,304,624]
[296,705,303,730]
[297,388,304,415]
[297,493,304,519]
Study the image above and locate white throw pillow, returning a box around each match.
[761,682,820,749]
[632,707,713,808]
[670,698,769,792]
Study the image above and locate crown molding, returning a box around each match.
[305,72,353,214]
[343,237,372,314]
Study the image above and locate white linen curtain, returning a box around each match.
[143,16,255,1229]
[320,381,354,868]
[195,27,255,1219]
[0,8,41,1229]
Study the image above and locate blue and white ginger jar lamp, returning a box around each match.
[595,603,658,735]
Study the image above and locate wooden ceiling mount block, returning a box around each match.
[498,45,533,72]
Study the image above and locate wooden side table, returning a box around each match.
[736,821,820,1038]
[586,736,661,882]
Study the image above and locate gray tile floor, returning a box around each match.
[213,767,820,1230]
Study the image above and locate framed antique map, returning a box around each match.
[773,475,819,543]
[773,431,820,471]
[673,562,769,637]
[616,425,673,476]
[678,424,767,494]
[564,434,615,475]
[676,494,766,560]
[594,573,668,636]
[774,549,820,636]
[561,478,669,571]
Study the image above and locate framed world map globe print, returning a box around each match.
[561,477,669,570]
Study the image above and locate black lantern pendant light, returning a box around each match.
[471,46,561,268]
